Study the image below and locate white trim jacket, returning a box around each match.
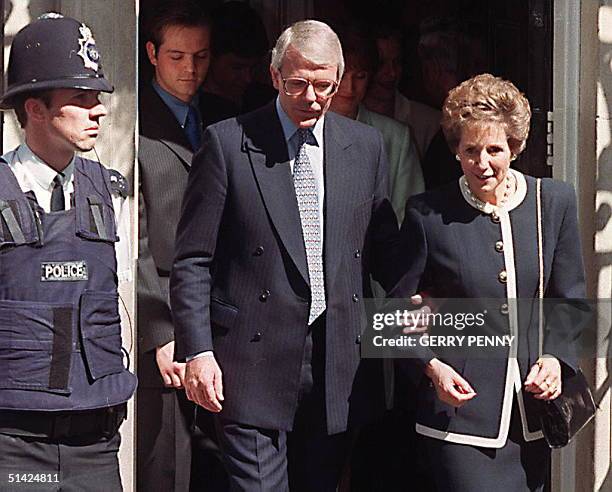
[390,170,586,448]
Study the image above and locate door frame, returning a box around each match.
[551,1,589,492]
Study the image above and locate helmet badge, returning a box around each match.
[77,24,100,72]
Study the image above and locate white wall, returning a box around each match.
[553,1,612,490]
[593,3,612,491]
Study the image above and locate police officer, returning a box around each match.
[0,14,136,491]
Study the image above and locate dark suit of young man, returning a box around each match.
[137,7,234,489]
[171,20,403,491]
[137,81,196,491]
[138,81,236,489]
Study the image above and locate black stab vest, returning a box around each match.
[0,155,136,411]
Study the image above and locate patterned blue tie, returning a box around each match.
[184,105,202,151]
[293,128,326,324]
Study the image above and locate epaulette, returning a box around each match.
[108,169,130,198]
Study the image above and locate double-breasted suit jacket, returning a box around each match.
[171,101,401,435]
[390,171,586,448]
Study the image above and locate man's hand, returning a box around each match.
[524,356,562,401]
[424,358,477,407]
[184,355,224,412]
[401,294,431,334]
[155,341,185,388]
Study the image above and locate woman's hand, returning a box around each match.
[400,294,431,334]
[424,358,477,407]
[524,356,562,401]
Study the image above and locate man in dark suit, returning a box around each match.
[171,20,401,491]
[137,4,231,491]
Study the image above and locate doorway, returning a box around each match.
[313,0,553,178]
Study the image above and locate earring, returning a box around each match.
[455,154,461,162]
[510,154,517,162]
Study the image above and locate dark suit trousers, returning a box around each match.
[214,315,350,491]
[137,387,193,492]
[0,431,121,491]
[137,348,228,492]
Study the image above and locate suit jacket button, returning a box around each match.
[495,240,504,252]
[498,271,507,283]
[254,246,264,256]
[355,334,361,344]
[354,249,361,258]
[259,290,270,302]
[352,294,359,302]
[491,213,501,224]
[500,303,509,315]
[251,332,262,342]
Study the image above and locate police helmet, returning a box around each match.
[0,13,113,109]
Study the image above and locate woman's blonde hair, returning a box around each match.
[441,73,531,154]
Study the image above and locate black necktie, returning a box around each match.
[50,174,65,211]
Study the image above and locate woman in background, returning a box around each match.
[330,26,424,222]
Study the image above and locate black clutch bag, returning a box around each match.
[535,179,596,449]
[538,368,596,448]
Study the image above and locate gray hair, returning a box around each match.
[271,20,344,79]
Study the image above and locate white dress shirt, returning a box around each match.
[2,144,132,282]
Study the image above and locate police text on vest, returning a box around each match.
[40,261,88,281]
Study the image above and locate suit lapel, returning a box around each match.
[323,114,354,288]
[140,83,193,171]
[244,103,309,285]
[159,135,193,171]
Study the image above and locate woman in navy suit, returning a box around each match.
[391,74,586,491]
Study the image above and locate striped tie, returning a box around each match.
[292,128,326,324]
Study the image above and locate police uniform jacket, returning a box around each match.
[390,170,586,448]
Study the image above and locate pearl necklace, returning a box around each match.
[461,173,515,213]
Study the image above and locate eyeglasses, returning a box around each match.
[280,76,339,98]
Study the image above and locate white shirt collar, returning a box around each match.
[16,144,75,191]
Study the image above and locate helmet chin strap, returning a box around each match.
[88,145,108,170]
[92,145,101,163]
